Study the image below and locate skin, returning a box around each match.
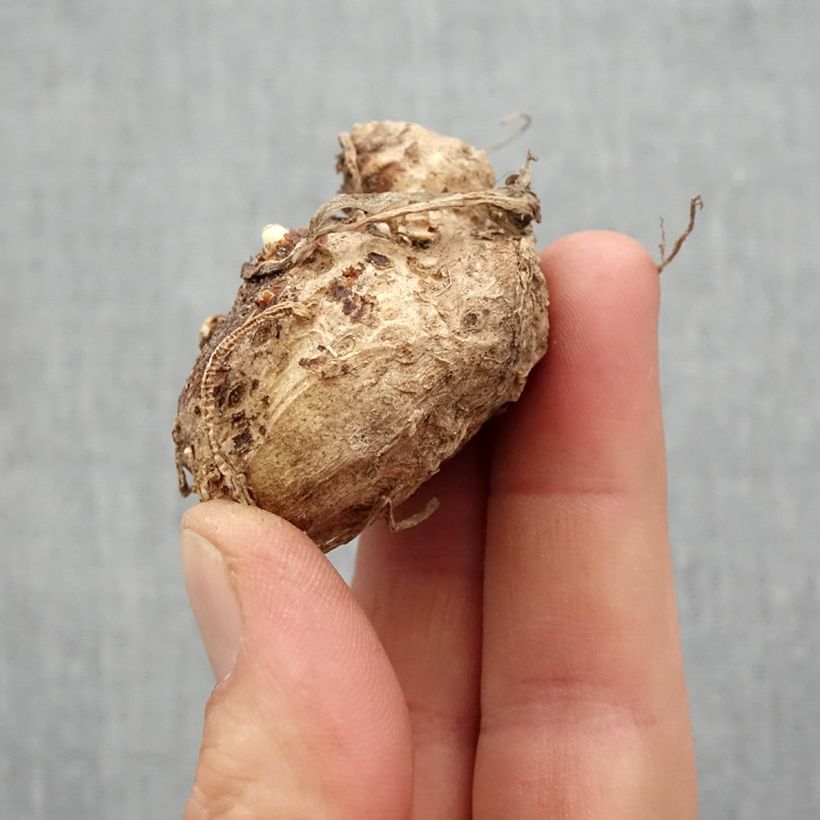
[179,231,698,819]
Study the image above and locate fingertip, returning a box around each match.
[534,231,661,383]
[540,230,659,287]
[179,500,343,634]
[496,229,666,500]
[181,499,319,564]
[179,501,328,683]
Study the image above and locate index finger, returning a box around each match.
[474,232,697,818]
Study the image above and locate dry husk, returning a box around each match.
[173,121,549,550]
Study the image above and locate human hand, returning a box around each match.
[178,232,697,819]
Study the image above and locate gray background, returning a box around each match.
[1,0,818,817]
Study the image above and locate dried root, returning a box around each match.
[657,195,704,273]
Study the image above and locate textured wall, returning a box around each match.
[1,1,818,817]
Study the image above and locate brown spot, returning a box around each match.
[340,264,362,283]
[366,252,391,268]
[461,311,480,330]
[255,289,275,307]
[227,384,245,407]
[251,378,260,391]
[261,395,271,407]
[258,425,267,436]
[361,161,402,193]
[212,367,232,407]
[299,356,323,368]
[233,429,253,454]
[252,323,272,346]
[403,141,421,162]
[331,283,353,300]
[193,405,201,416]
[231,410,246,426]
[341,292,372,322]
[329,264,366,306]
[396,344,415,364]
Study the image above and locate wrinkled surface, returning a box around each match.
[174,121,549,550]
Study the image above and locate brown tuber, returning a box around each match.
[173,121,549,551]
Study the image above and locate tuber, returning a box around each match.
[173,121,549,551]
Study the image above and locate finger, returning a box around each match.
[475,232,697,819]
[180,500,412,819]
[353,436,488,820]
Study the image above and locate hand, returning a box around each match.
[178,232,697,819]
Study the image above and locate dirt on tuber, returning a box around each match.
[173,121,549,551]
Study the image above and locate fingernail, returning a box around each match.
[180,529,242,682]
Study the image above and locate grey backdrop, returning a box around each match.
[2,1,818,818]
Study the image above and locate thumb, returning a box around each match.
[179,500,412,819]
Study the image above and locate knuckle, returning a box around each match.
[185,690,272,818]
[185,686,335,819]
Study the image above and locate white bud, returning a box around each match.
[262,223,289,254]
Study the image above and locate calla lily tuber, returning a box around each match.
[173,121,549,551]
